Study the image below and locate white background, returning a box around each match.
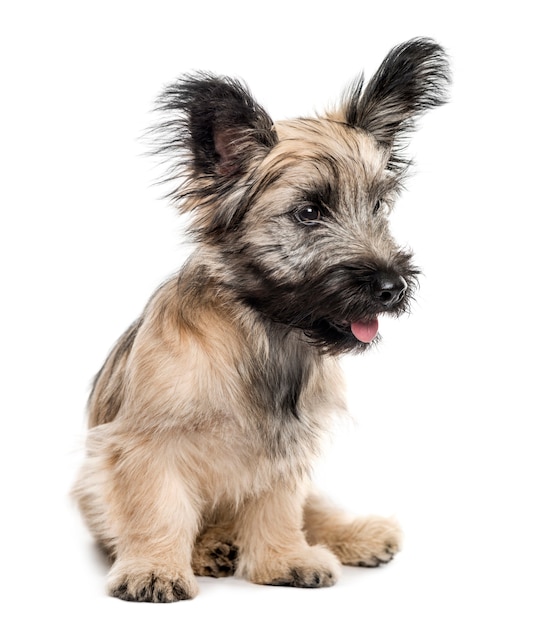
[2,1,558,624]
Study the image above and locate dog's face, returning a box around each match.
[221,118,419,353]
[155,38,449,354]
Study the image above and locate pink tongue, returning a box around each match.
[350,319,379,343]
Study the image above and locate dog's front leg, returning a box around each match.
[103,437,201,602]
[235,484,341,588]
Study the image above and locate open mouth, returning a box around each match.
[349,318,379,343]
[332,318,380,344]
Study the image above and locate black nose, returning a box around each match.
[373,273,408,307]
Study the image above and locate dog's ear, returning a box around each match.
[340,38,450,151]
[154,73,277,221]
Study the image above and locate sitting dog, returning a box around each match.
[73,37,450,602]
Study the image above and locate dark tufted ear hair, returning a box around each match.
[157,73,277,176]
[341,38,450,151]
[154,73,278,217]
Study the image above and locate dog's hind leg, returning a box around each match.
[303,492,402,567]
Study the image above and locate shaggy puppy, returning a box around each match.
[73,38,450,602]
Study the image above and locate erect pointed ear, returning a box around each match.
[340,38,450,147]
[156,72,278,181]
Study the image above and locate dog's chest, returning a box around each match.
[255,344,310,418]
[242,330,335,463]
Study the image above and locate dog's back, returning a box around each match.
[88,318,141,427]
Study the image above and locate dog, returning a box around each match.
[72,37,450,602]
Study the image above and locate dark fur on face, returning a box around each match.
[207,248,417,354]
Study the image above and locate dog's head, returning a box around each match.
[155,38,450,354]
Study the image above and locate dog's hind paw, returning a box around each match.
[329,516,403,567]
[192,538,239,578]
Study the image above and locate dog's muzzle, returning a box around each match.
[372,272,408,308]
[348,272,408,344]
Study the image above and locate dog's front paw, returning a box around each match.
[243,545,340,588]
[108,560,198,602]
[331,516,403,567]
[268,565,336,588]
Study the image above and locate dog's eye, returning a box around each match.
[373,199,382,213]
[294,205,322,225]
